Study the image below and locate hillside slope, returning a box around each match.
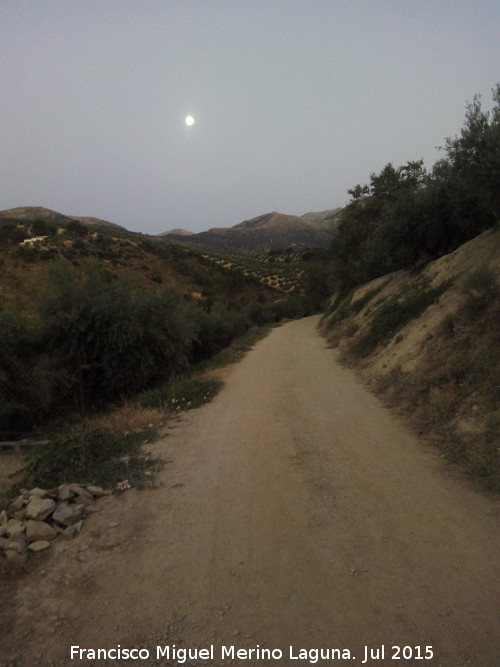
[0,206,127,231]
[162,209,342,252]
[1,205,342,252]
[0,228,281,309]
[321,227,500,488]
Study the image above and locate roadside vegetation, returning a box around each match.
[391,268,499,487]
[0,230,312,501]
[319,84,499,490]
[5,373,227,503]
[346,279,451,359]
[0,249,310,439]
[10,425,161,494]
[311,84,500,301]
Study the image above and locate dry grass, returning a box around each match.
[426,379,464,425]
[91,403,166,434]
[324,241,500,490]
[374,295,500,489]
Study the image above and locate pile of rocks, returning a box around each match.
[0,483,111,561]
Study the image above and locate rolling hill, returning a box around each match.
[0,207,309,307]
[161,209,342,252]
[0,206,342,253]
[0,206,127,232]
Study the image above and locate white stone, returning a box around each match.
[28,540,51,552]
[6,521,25,538]
[8,494,29,517]
[62,521,83,540]
[25,498,56,520]
[57,484,72,501]
[69,484,93,500]
[25,520,57,543]
[86,485,112,497]
[28,487,50,498]
[51,502,85,526]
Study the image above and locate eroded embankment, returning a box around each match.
[321,227,500,489]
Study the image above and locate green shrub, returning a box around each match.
[187,303,250,362]
[0,310,69,437]
[244,300,275,326]
[0,249,309,435]
[273,296,309,319]
[460,265,498,313]
[195,325,273,370]
[37,259,193,409]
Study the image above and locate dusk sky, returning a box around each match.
[1,1,499,235]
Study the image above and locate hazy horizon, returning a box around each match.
[1,1,498,235]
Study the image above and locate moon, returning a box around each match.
[185,115,194,126]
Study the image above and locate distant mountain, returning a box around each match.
[300,209,343,227]
[1,205,342,252]
[159,228,194,237]
[232,212,303,232]
[0,206,127,232]
[161,208,342,253]
[70,215,127,231]
[0,206,74,226]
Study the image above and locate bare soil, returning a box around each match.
[1,316,499,666]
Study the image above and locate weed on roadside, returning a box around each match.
[8,424,163,497]
[137,376,223,413]
[93,403,165,433]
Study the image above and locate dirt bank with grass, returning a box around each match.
[321,227,500,489]
[1,316,499,666]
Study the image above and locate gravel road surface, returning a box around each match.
[2,316,499,666]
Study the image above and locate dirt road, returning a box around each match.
[2,316,499,666]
